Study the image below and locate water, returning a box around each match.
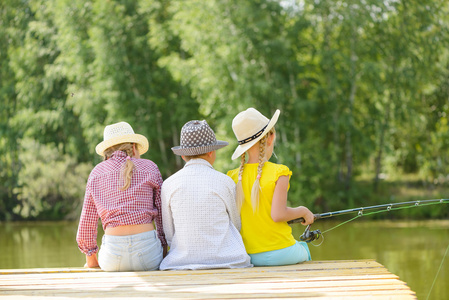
[1,220,448,299]
[292,219,449,300]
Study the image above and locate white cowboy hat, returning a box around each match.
[231,108,280,160]
[95,122,149,157]
[172,120,228,156]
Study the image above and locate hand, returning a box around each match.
[299,207,315,226]
[163,245,168,258]
[85,253,100,268]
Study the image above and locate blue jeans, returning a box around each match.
[249,241,311,267]
[98,230,163,272]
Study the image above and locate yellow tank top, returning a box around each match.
[227,162,296,254]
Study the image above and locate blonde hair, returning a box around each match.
[103,143,135,191]
[235,153,246,210]
[236,128,275,212]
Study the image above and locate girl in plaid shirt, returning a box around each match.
[76,122,166,271]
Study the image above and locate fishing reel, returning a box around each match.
[299,225,321,243]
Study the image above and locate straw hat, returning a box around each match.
[231,108,280,160]
[95,122,149,157]
[172,120,228,156]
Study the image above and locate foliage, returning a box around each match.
[13,139,91,220]
[1,0,449,220]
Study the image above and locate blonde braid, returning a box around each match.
[250,134,268,212]
[103,143,135,191]
[120,146,135,191]
[235,153,246,210]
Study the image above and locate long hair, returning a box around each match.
[236,128,275,212]
[235,153,246,210]
[103,143,135,191]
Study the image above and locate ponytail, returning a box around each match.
[103,143,135,191]
[120,149,134,191]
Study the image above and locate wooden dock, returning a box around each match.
[0,260,415,299]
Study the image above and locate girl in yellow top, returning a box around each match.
[227,108,314,266]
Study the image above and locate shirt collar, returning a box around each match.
[110,151,127,159]
[184,158,214,169]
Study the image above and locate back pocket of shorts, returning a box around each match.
[99,248,122,272]
[138,250,162,271]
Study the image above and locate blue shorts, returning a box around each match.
[249,241,311,267]
[98,230,163,272]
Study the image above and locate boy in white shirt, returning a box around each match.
[160,120,252,270]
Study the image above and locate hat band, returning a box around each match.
[238,124,268,145]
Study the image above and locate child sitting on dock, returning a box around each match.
[227,108,314,266]
[159,120,252,270]
[76,122,166,271]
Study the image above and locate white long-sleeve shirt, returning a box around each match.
[160,158,252,270]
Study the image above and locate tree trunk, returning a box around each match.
[289,71,301,169]
[156,112,168,172]
[374,97,391,191]
[345,20,359,191]
[172,123,182,172]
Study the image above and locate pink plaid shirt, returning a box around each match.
[76,151,166,255]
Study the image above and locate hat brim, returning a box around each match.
[95,134,149,157]
[172,140,228,156]
[231,109,280,160]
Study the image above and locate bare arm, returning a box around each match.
[271,176,314,225]
[85,253,99,268]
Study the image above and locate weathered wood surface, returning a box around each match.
[0,260,416,299]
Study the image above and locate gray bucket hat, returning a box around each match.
[172,120,228,156]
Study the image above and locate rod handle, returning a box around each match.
[287,214,320,224]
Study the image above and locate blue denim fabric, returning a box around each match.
[98,230,163,272]
[248,241,311,267]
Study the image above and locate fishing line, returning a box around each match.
[297,199,449,297]
[425,241,449,300]
[308,215,361,247]
[310,233,324,247]
[320,214,362,235]
[305,201,446,246]
[320,201,441,235]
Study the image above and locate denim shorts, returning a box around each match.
[248,241,311,267]
[98,230,163,272]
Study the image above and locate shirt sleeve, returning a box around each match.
[153,171,167,246]
[76,184,99,256]
[226,169,238,184]
[161,182,174,247]
[275,164,292,190]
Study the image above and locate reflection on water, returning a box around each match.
[0,221,103,269]
[0,220,447,299]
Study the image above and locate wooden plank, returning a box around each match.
[0,260,416,300]
[0,277,410,289]
[0,290,417,299]
[0,265,394,280]
[0,259,381,275]
[0,274,402,287]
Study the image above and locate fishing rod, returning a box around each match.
[288,198,449,243]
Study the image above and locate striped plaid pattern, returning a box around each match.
[76,151,166,255]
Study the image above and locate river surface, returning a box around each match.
[1,220,448,299]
